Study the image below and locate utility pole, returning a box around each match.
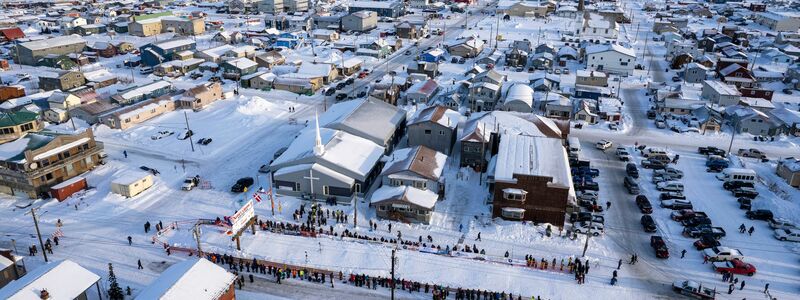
[27,208,48,262]
[66,101,76,131]
[644,33,651,77]
[193,223,203,256]
[727,122,738,154]
[390,249,396,300]
[184,111,195,152]
[353,193,357,228]
[581,217,593,257]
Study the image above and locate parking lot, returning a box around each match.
[577,140,800,299]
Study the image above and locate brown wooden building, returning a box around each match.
[489,134,573,227]
[0,128,104,198]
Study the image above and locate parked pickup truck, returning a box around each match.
[698,146,726,156]
[671,210,707,221]
[684,226,726,239]
[737,148,766,159]
[703,247,743,262]
[660,199,693,210]
[672,280,715,300]
[681,216,712,227]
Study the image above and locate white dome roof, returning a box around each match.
[505,83,534,106]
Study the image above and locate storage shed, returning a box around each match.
[111,172,153,197]
[49,177,87,201]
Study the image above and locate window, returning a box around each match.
[294,182,300,191]
[354,183,361,193]
[424,129,432,134]
[502,189,527,201]
[390,179,402,186]
[439,130,444,135]
[378,205,386,211]
[418,209,429,215]
[500,207,524,219]
[322,185,329,195]
[413,181,427,190]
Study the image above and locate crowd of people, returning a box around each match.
[201,252,549,300]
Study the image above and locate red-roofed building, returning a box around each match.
[0,28,25,42]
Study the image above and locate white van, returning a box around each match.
[643,147,669,158]
[567,137,581,155]
[716,168,757,183]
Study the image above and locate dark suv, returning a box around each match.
[636,195,653,214]
[745,209,773,221]
[732,187,759,198]
[641,215,657,232]
[723,181,754,191]
[231,177,255,193]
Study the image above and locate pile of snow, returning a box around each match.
[236,96,278,116]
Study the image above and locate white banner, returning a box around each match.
[231,199,255,235]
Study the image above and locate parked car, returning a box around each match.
[641,215,657,232]
[737,148,766,159]
[231,177,255,193]
[577,181,600,191]
[703,247,742,262]
[768,218,798,230]
[774,228,800,242]
[578,190,598,202]
[654,167,684,179]
[641,159,667,170]
[681,216,711,227]
[570,212,605,224]
[723,181,754,191]
[661,199,693,210]
[737,197,752,210]
[616,147,631,161]
[181,176,200,191]
[745,209,773,220]
[660,192,686,201]
[712,259,756,276]
[685,226,726,239]
[624,176,640,194]
[698,146,726,156]
[626,163,639,178]
[652,173,681,184]
[693,234,721,250]
[656,181,684,192]
[732,187,758,198]
[672,280,714,300]
[636,195,653,214]
[177,130,194,140]
[671,210,707,221]
[573,222,604,236]
[578,199,604,212]
[595,140,613,150]
[650,236,669,258]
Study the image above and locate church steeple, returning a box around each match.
[314,111,325,156]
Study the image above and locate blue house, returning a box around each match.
[420,48,446,63]
[139,38,197,66]
[573,85,609,100]
[275,32,301,49]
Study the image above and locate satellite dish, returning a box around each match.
[29,163,38,170]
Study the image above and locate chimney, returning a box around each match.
[578,0,584,11]
[40,289,50,300]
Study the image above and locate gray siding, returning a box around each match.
[407,122,455,154]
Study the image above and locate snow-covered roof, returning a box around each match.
[19,34,85,51]
[703,80,740,96]
[0,260,100,300]
[406,79,439,97]
[381,146,446,181]
[118,80,172,101]
[504,83,533,107]
[408,105,459,129]
[319,99,405,146]
[370,185,438,209]
[136,258,236,300]
[83,69,117,82]
[297,62,333,77]
[273,163,356,185]
[112,171,151,186]
[779,157,800,172]
[349,0,400,9]
[493,134,572,190]
[272,128,384,180]
[32,137,89,161]
[0,133,54,163]
[199,44,235,59]
[152,38,195,50]
[224,57,258,69]
[460,111,562,142]
[585,43,635,57]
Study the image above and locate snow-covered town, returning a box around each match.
[0,0,799,298]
